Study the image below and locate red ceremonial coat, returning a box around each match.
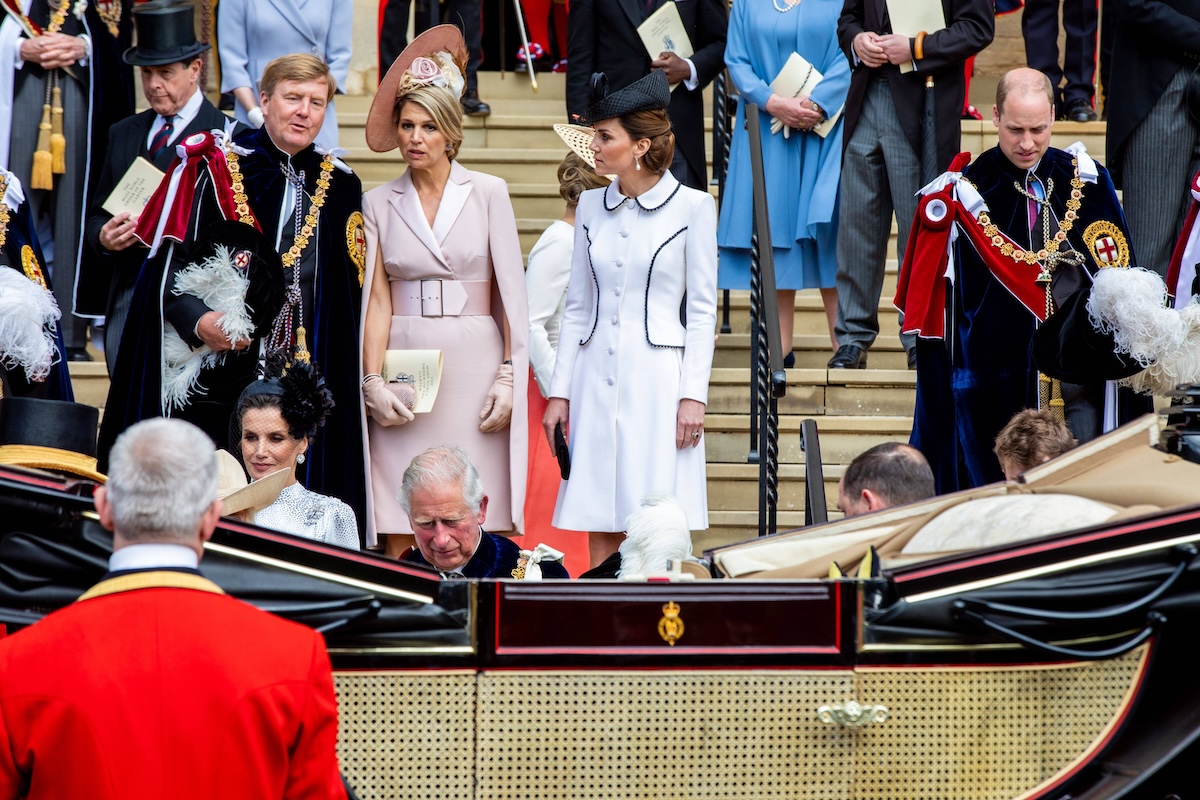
[0,571,344,800]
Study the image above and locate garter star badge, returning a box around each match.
[21,245,47,289]
[1083,220,1130,268]
[346,211,366,287]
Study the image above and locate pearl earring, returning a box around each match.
[635,156,641,171]
[297,453,306,464]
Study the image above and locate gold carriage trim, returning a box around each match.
[346,211,366,287]
[1083,220,1131,268]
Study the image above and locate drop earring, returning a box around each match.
[635,156,641,171]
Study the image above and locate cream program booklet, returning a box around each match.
[102,156,165,218]
[637,2,693,89]
[885,0,946,73]
[769,53,843,139]
[383,349,443,414]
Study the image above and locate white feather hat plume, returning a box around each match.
[0,267,61,382]
[1088,266,1200,395]
[161,244,255,410]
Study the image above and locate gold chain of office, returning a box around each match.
[224,152,334,267]
[0,174,9,248]
[975,158,1084,268]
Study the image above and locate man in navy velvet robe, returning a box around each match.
[908,68,1136,494]
[399,446,569,579]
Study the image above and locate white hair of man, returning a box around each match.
[617,493,694,578]
[397,445,485,515]
[106,418,219,542]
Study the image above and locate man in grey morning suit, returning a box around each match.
[828,0,993,370]
[1105,0,1200,281]
[84,1,230,375]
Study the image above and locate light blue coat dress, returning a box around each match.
[217,0,352,151]
[716,0,849,290]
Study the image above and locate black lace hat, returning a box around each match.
[582,70,671,126]
[123,0,211,67]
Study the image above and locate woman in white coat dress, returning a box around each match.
[543,70,718,567]
[217,0,351,151]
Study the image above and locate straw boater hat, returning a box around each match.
[215,449,290,520]
[0,397,105,482]
[580,70,672,126]
[553,123,599,171]
[366,25,469,153]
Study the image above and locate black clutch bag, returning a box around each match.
[554,422,571,480]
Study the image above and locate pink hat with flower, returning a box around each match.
[367,25,469,153]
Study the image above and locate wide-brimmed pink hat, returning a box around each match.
[367,25,468,153]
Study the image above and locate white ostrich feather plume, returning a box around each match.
[617,493,694,579]
[161,245,255,411]
[1088,267,1200,395]
[0,268,61,382]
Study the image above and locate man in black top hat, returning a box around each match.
[83,0,231,376]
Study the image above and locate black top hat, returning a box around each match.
[582,70,672,125]
[181,220,286,339]
[0,398,105,482]
[1031,287,1147,384]
[123,0,211,67]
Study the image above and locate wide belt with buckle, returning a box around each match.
[391,278,492,317]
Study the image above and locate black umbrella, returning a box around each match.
[921,74,939,184]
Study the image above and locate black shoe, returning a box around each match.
[1066,100,1096,123]
[65,347,93,362]
[907,348,917,370]
[783,350,796,369]
[827,344,867,369]
[461,88,491,117]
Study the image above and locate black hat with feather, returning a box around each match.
[582,70,672,126]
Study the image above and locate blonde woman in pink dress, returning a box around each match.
[360,26,529,557]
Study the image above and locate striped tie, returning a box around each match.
[149,115,175,159]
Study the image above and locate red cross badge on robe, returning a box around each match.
[1083,220,1130,269]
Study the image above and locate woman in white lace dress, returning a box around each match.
[234,355,359,549]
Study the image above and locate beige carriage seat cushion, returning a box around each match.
[900,494,1122,555]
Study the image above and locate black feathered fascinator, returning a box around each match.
[235,351,335,440]
[581,70,671,126]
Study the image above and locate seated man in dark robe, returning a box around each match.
[399,446,568,579]
[898,67,1141,494]
[0,167,71,400]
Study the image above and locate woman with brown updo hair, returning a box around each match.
[542,71,718,567]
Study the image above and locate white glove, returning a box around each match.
[363,374,414,427]
[479,362,514,433]
[247,106,265,129]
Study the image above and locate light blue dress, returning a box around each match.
[716,0,849,290]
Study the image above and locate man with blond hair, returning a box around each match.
[100,54,367,541]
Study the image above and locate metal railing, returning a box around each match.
[744,104,787,537]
